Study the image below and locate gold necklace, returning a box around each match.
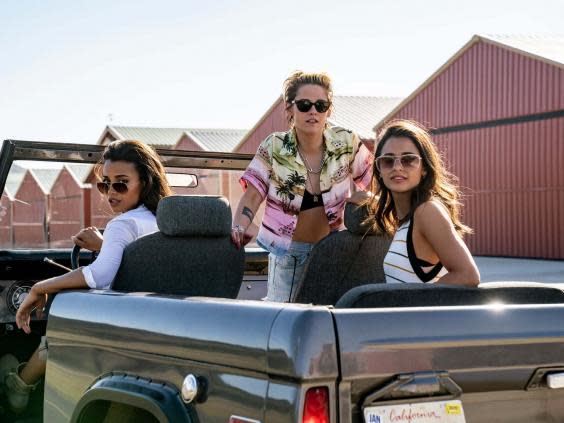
[297,144,326,174]
[303,168,321,202]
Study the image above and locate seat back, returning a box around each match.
[292,203,391,305]
[335,282,564,308]
[111,195,245,298]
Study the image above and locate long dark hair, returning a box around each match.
[98,140,172,214]
[366,120,470,236]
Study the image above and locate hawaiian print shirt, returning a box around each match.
[240,126,373,256]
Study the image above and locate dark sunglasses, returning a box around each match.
[292,99,331,113]
[96,181,129,194]
[375,154,422,172]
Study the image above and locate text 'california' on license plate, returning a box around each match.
[364,399,465,423]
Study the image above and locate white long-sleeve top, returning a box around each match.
[82,205,158,289]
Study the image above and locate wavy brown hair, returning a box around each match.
[98,140,172,214]
[366,120,471,237]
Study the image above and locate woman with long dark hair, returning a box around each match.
[0,140,171,414]
[367,120,479,285]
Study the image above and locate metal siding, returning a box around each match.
[13,172,47,247]
[188,128,247,152]
[175,134,205,151]
[236,100,288,154]
[330,96,402,139]
[384,40,564,259]
[0,196,12,248]
[390,41,564,129]
[49,169,83,248]
[90,188,113,229]
[83,186,91,228]
[431,118,563,259]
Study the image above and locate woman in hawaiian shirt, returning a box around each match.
[232,71,373,302]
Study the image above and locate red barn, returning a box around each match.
[175,128,247,153]
[12,169,58,248]
[173,128,247,197]
[375,34,564,259]
[49,166,92,248]
[0,190,13,248]
[0,164,27,248]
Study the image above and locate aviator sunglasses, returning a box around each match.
[292,99,331,113]
[375,154,422,172]
[96,180,130,194]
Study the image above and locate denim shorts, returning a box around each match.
[265,241,314,302]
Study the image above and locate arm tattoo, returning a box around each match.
[242,206,255,223]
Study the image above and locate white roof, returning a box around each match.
[330,96,403,139]
[481,34,564,67]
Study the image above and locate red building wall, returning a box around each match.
[48,168,84,248]
[434,118,564,259]
[394,42,564,129]
[0,194,13,248]
[234,98,288,154]
[380,39,564,259]
[13,172,48,248]
[89,182,115,229]
[175,134,204,151]
[175,134,221,196]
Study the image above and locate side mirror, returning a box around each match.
[166,173,198,188]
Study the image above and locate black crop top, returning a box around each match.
[300,189,324,211]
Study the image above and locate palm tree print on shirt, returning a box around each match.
[276,170,305,212]
[282,133,297,155]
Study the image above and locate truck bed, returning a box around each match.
[45,287,564,422]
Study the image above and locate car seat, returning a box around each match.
[111,195,244,298]
[291,202,391,305]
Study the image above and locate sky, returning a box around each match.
[1,0,563,144]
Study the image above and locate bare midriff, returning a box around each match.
[292,134,329,243]
[292,207,330,243]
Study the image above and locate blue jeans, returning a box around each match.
[265,241,315,302]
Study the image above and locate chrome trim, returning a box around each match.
[181,374,199,403]
[229,415,262,423]
[547,373,564,389]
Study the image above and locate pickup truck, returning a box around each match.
[1,140,564,423]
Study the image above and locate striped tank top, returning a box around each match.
[383,219,448,284]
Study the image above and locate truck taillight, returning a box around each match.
[303,387,329,423]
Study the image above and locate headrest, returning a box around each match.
[344,202,375,235]
[156,195,232,237]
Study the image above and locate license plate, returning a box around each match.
[364,399,465,423]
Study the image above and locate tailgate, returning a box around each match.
[333,304,564,423]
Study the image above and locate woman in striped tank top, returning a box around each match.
[366,120,479,286]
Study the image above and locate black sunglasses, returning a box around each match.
[292,99,331,113]
[96,181,129,194]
